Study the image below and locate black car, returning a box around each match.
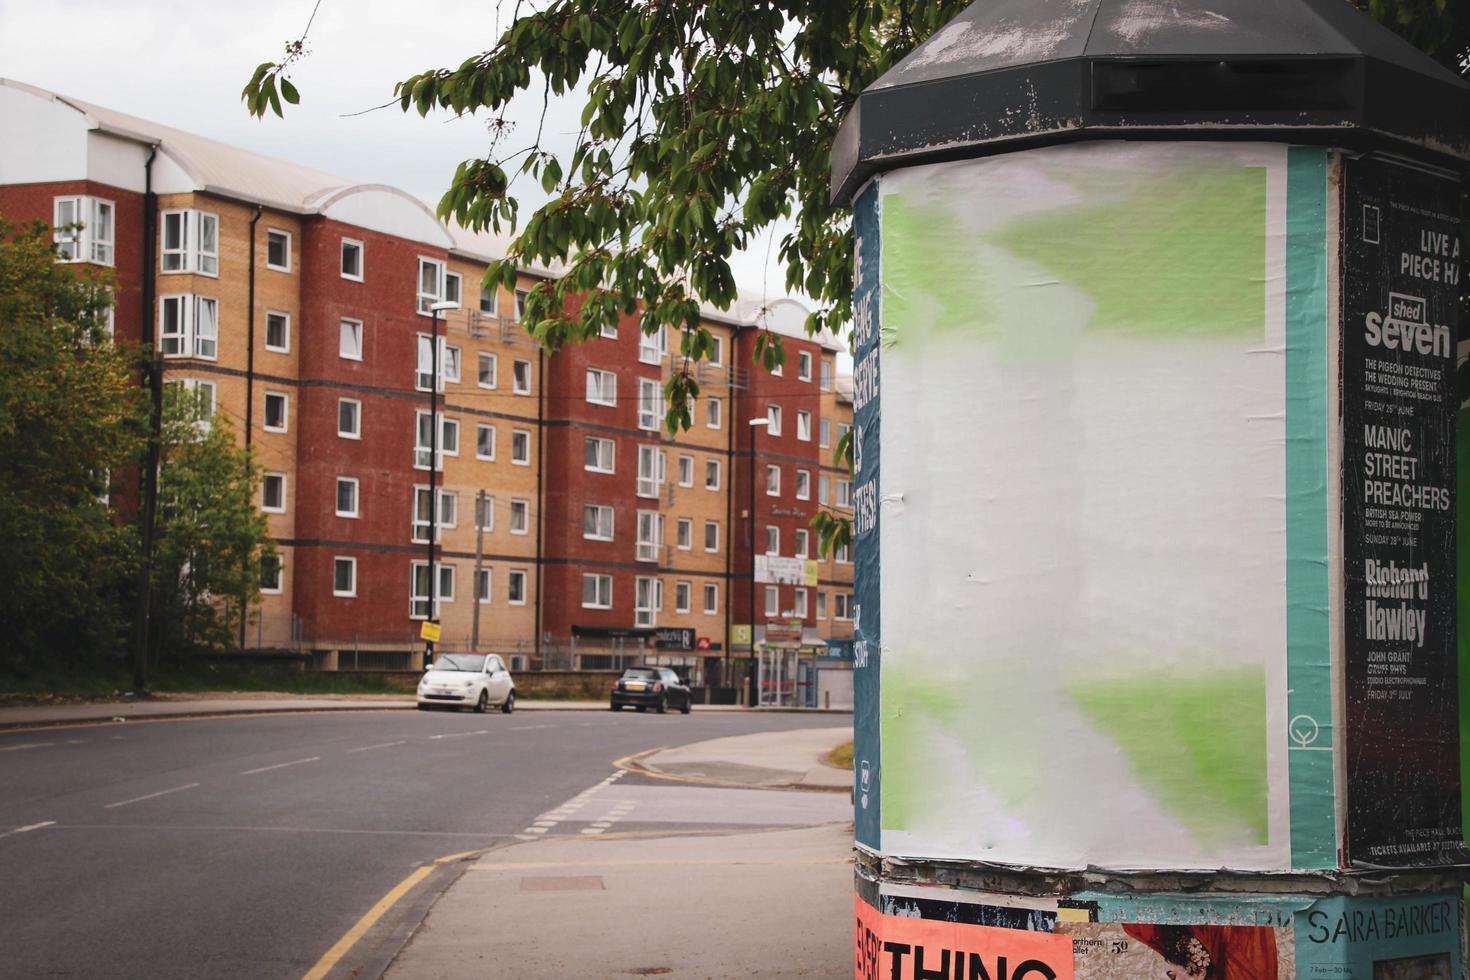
[610,666,692,714]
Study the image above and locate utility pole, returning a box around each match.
[471,489,486,651]
[424,300,458,666]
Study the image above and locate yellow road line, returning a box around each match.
[300,849,476,980]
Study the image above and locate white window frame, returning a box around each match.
[173,377,216,424]
[819,475,831,506]
[709,336,724,366]
[585,436,615,474]
[514,289,530,321]
[411,487,457,543]
[160,209,218,276]
[158,294,218,360]
[765,464,780,497]
[837,479,852,509]
[475,568,493,603]
[513,359,532,395]
[796,411,812,442]
[261,554,284,594]
[511,429,531,466]
[795,469,811,501]
[703,583,719,614]
[444,270,462,308]
[794,587,808,617]
[416,335,459,392]
[820,359,833,391]
[340,239,364,281]
[475,494,495,532]
[706,397,722,429]
[676,518,692,550]
[639,324,667,364]
[479,286,498,316]
[263,391,289,433]
[634,576,662,628]
[262,472,287,513]
[510,498,530,535]
[820,419,831,448]
[798,350,813,381]
[265,228,292,273]
[414,411,458,470]
[337,398,361,439]
[795,528,810,558]
[764,586,779,617]
[817,591,828,620]
[333,556,357,597]
[636,445,666,499]
[767,404,782,436]
[409,562,436,620]
[636,511,664,563]
[582,573,613,609]
[508,568,528,605]
[704,521,720,553]
[765,525,780,556]
[339,318,363,361]
[836,593,854,620]
[477,351,498,388]
[265,310,290,354]
[705,459,721,491]
[600,321,619,339]
[417,256,446,314]
[586,368,617,406]
[476,423,496,460]
[677,454,694,488]
[53,196,115,266]
[335,477,360,518]
[674,581,691,614]
[835,542,853,565]
[638,378,663,431]
[584,505,614,542]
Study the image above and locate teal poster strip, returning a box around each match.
[1285,145,1338,868]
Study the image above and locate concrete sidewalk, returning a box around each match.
[635,726,854,791]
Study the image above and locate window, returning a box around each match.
[798,350,813,381]
[677,455,694,488]
[478,352,497,388]
[444,271,462,308]
[767,404,782,435]
[836,593,854,620]
[794,587,808,617]
[796,411,812,442]
[53,196,115,265]
[476,568,492,603]
[636,445,666,498]
[676,518,692,550]
[706,397,722,429]
[266,229,291,272]
[508,569,527,605]
[634,576,662,627]
[703,583,718,614]
[709,336,724,366]
[510,499,529,534]
[820,419,831,448]
[474,494,494,532]
[584,505,614,541]
[412,487,457,542]
[333,557,357,597]
[675,581,691,614]
[261,555,283,594]
[514,289,530,321]
[341,239,363,280]
[416,335,459,391]
[820,359,833,392]
[636,511,663,562]
[795,469,811,500]
[764,586,779,617]
[765,525,780,556]
[817,591,828,620]
[170,378,216,422]
[265,311,289,353]
[582,574,613,609]
[837,423,852,449]
[819,475,830,505]
[765,464,780,496]
[479,286,497,315]
[335,477,359,518]
[337,398,361,439]
[264,391,288,432]
[585,437,615,473]
[704,521,720,552]
[639,324,667,364]
[638,378,663,430]
[795,528,810,558]
[437,565,455,603]
[476,423,496,460]
[417,257,446,313]
[158,294,218,359]
[161,209,218,275]
[600,321,618,340]
[409,562,440,619]
[262,473,286,513]
[339,318,363,360]
[586,368,617,406]
[836,479,852,508]
[704,459,721,491]
[511,429,531,466]
[835,542,852,564]
[513,359,531,394]
[414,412,459,469]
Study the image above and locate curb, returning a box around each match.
[614,746,852,795]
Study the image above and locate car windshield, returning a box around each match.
[621,668,659,680]
[433,654,487,672]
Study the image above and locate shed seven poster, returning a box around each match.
[1341,156,1465,866]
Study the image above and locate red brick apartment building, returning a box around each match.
[0,78,853,686]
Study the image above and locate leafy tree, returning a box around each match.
[0,217,145,669]
[147,386,274,667]
[245,0,1466,555]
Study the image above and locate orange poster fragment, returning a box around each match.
[855,894,1075,980]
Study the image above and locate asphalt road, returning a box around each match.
[0,707,845,980]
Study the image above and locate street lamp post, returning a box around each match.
[746,416,770,704]
[425,300,459,666]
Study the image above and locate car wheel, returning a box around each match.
[501,691,515,714]
[655,697,667,715]
[473,690,489,714]
[680,697,691,715]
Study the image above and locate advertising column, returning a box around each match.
[1341,156,1465,867]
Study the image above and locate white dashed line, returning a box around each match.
[104,783,200,809]
[0,821,56,839]
[346,741,406,754]
[427,730,489,740]
[0,743,53,752]
[241,757,319,775]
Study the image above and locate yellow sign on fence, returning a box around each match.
[419,620,442,643]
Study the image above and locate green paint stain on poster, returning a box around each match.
[880,669,964,831]
[1070,665,1269,847]
[881,192,998,339]
[994,165,1267,338]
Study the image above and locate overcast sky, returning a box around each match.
[0,0,798,302]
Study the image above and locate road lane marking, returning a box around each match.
[241,756,319,775]
[345,741,406,754]
[104,783,200,809]
[0,821,56,839]
[64,823,509,839]
[426,730,488,740]
[509,723,553,731]
[0,742,54,752]
[301,849,480,980]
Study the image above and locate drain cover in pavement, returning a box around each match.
[518,875,605,891]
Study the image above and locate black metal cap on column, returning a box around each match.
[831,0,1470,205]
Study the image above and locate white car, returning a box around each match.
[417,653,516,713]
